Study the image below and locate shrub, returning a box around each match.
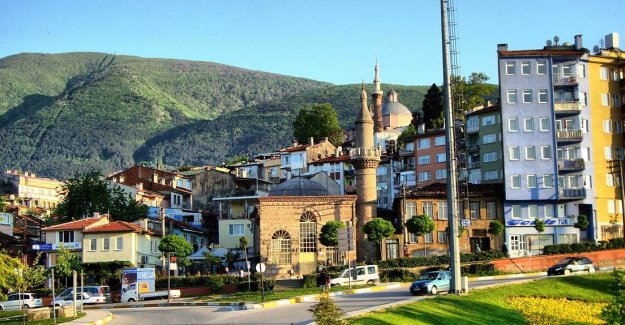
[31,288,53,298]
[379,268,419,283]
[600,270,625,325]
[308,291,346,325]
[543,238,625,255]
[378,250,504,269]
[460,263,498,276]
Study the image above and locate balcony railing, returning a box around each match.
[554,102,582,116]
[553,75,579,86]
[401,165,415,172]
[399,147,415,156]
[559,188,586,200]
[469,161,481,169]
[350,147,381,161]
[556,129,583,143]
[468,145,480,153]
[344,170,356,177]
[557,158,585,173]
[466,125,479,134]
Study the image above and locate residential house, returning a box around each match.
[465,104,504,184]
[414,130,448,188]
[278,137,336,179]
[0,170,62,215]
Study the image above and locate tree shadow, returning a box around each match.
[0,93,55,128]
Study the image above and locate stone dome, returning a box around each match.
[382,101,412,116]
[269,177,330,196]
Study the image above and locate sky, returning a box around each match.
[1,0,624,86]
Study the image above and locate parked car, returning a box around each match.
[329,265,379,286]
[55,286,111,304]
[0,293,43,310]
[409,271,451,295]
[547,256,595,276]
[50,293,90,308]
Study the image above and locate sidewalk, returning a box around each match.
[66,310,112,325]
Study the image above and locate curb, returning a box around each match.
[470,271,547,281]
[85,311,112,325]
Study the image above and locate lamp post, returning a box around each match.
[167,252,174,303]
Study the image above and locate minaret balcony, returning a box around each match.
[350,147,382,161]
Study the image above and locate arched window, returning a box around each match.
[300,212,317,253]
[270,230,291,264]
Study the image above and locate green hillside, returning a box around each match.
[0,52,427,179]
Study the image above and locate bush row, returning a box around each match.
[377,250,505,269]
[154,274,274,293]
[377,263,499,283]
[543,238,625,255]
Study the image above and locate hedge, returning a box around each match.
[155,274,275,293]
[543,238,625,255]
[377,250,505,269]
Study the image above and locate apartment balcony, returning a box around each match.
[468,145,480,153]
[344,185,357,194]
[559,188,586,200]
[399,147,415,156]
[554,102,582,116]
[557,158,585,173]
[466,125,479,134]
[553,75,579,87]
[556,129,583,143]
[469,161,481,169]
[401,165,415,172]
[344,170,356,177]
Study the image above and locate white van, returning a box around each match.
[329,265,379,287]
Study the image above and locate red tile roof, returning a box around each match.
[466,105,500,117]
[310,154,351,164]
[83,221,152,234]
[42,216,107,231]
[279,144,309,153]
[499,49,586,57]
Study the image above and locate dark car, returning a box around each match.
[547,256,595,276]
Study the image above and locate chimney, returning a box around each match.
[137,182,143,190]
[292,139,298,147]
[93,212,100,218]
[120,175,125,183]
[497,43,508,52]
[605,33,620,49]
[153,172,158,183]
[574,34,583,50]
[418,123,425,134]
[309,137,314,146]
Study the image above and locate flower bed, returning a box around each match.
[507,296,606,324]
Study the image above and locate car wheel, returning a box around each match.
[589,267,596,273]
[0,305,4,311]
[430,286,438,295]
[367,280,375,285]
[22,304,30,309]
[128,298,136,303]
[564,269,571,275]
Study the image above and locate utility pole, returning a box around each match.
[619,159,625,238]
[440,0,462,293]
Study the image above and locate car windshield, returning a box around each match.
[419,272,439,280]
[556,257,574,265]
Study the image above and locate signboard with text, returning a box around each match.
[0,212,12,225]
[506,218,574,227]
[31,242,82,251]
[338,226,354,252]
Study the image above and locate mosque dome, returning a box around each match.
[382,90,412,116]
[269,177,330,196]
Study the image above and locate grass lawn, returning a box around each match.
[0,311,85,325]
[195,284,374,303]
[350,273,616,325]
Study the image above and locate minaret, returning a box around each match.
[372,62,384,133]
[351,82,381,261]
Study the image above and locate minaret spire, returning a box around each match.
[373,60,382,95]
[372,62,384,132]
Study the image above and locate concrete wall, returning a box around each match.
[492,248,625,273]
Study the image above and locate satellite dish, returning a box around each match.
[547,40,553,46]
[593,45,600,53]
[563,42,571,46]
[554,36,560,45]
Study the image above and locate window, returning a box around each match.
[505,61,516,75]
[562,64,573,77]
[613,69,620,81]
[270,230,291,264]
[438,201,447,220]
[418,138,430,149]
[580,92,588,106]
[484,170,498,180]
[605,147,613,160]
[525,146,536,160]
[115,237,123,250]
[511,175,521,188]
[470,202,480,219]
[568,175,580,188]
[409,233,417,244]
[406,202,417,218]
[507,90,517,103]
[608,200,616,214]
[103,238,110,251]
[521,61,531,75]
[528,205,538,218]
[509,146,520,160]
[483,133,497,144]
[522,90,533,103]
[482,115,496,126]
[418,155,431,165]
[436,153,446,163]
[58,231,74,243]
[422,201,433,218]
[299,212,317,253]
[508,118,519,132]
[418,171,431,182]
[600,67,609,80]
[435,136,445,146]
[602,93,610,106]
[604,120,612,133]
[438,231,447,244]
[536,60,546,74]
[543,174,554,188]
[541,146,552,159]
[539,118,550,131]
[614,95,622,107]
[511,205,521,218]
[538,89,548,103]
[423,233,433,243]
[607,174,615,187]
[486,201,497,219]
[89,238,97,251]
[484,152,497,162]
[229,224,245,235]
[544,204,554,218]
[559,234,577,244]
[527,175,537,188]
[436,169,447,180]
[524,118,534,132]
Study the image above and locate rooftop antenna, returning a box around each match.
[546,40,553,47]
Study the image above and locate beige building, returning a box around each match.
[1,170,63,214]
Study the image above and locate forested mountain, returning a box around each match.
[0,52,427,179]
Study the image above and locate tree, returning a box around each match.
[0,252,23,296]
[54,245,82,279]
[601,270,625,324]
[319,221,344,247]
[22,252,48,291]
[54,171,148,222]
[293,103,344,146]
[533,218,546,253]
[158,235,193,270]
[399,124,418,138]
[308,291,347,325]
[405,215,435,256]
[203,251,221,274]
[488,221,505,251]
[363,218,395,258]
[451,72,498,117]
[574,215,590,231]
[420,83,443,129]
[0,195,7,212]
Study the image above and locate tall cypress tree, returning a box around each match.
[421,83,444,129]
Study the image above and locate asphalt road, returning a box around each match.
[107,275,546,325]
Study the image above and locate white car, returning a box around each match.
[329,265,380,286]
[51,293,90,308]
[0,293,43,310]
